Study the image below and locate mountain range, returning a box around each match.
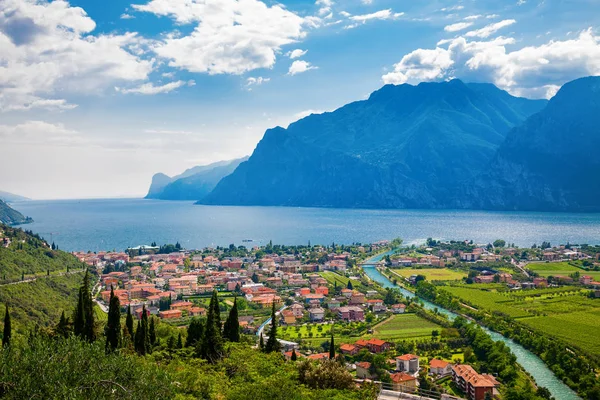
[200,79,548,208]
[0,190,30,203]
[0,200,32,225]
[146,76,600,212]
[145,157,248,200]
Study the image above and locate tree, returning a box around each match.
[2,305,11,347]
[149,317,156,346]
[73,270,95,342]
[104,288,121,353]
[264,302,281,353]
[186,318,204,347]
[346,281,353,290]
[291,349,297,361]
[493,239,506,248]
[141,306,151,354]
[134,321,144,355]
[177,332,183,349]
[329,334,335,359]
[211,291,222,332]
[55,311,70,338]
[251,272,259,283]
[199,290,224,363]
[259,333,264,351]
[223,297,240,342]
[125,305,134,339]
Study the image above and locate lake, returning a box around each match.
[11,198,600,252]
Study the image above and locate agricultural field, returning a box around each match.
[318,271,364,289]
[370,314,441,340]
[441,284,600,356]
[526,261,600,279]
[392,268,466,282]
[279,323,334,340]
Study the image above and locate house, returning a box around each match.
[341,288,353,298]
[290,303,305,318]
[350,293,366,305]
[389,372,417,392]
[429,359,452,376]
[580,275,594,285]
[159,309,182,319]
[281,309,296,325]
[533,277,548,288]
[315,286,329,296]
[337,306,365,322]
[309,307,325,322]
[189,307,206,317]
[366,338,392,354]
[326,299,342,309]
[391,304,406,314]
[367,299,386,313]
[396,354,419,373]
[304,293,325,304]
[474,275,494,284]
[306,352,329,360]
[339,343,359,355]
[452,364,499,400]
[356,361,374,379]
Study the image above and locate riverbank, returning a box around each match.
[361,251,581,400]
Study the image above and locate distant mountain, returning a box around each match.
[146,157,248,200]
[466,76,600,211]
[200,79,547,208]
[0,200,32,225]
[0,190,30,203]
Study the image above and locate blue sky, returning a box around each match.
[1,0,599,199]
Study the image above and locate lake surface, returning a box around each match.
[11,198,600,252]
[363,252,580,400]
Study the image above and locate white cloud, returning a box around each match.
[465,19,516,38]
[440,5,464,12]
[339,11,351,17]
[0,121,82,146]
[382,28,600,99]
[246,76,270,89]
[120,13,135,19]
[116,80,192,95]
[464,15,481,21]
[349,9,402,22]
[486,14,499,19]
[288,49,308,59]
[294,109,325,119]
[288,60,317,75]
[444,22,473,32]
[133,0,311,75]
[0,0,154,111]
[316,0,334,16]
[361,0,373,4]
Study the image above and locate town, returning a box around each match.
[72,237,600,400]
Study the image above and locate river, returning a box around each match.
[362,251,580,400]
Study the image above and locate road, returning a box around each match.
[0,269,85,287]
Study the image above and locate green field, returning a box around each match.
[526,262,600,279]
[391,268,466,282]
[279,323,334,340]
[442,284,600,355]
[371,314,441,340]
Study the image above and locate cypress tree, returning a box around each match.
[2,305,11,347]
[56,310,70,338]
[347,280,353,290]
[259,333,264,351]
[223,297,240,342]
[199,290,223,363]
[125,305,134,339]
[177,332,183,349]
[105,288,121,353]
[73,288,85,337]
[264,302,280,353]
[167,335,175,350]
[186,318,204,347]
[141,305,151,354]
[291,348,297,361]
[329,334,335,359]
[149,317,156,346]
[134,321,144,355]
[211,290,221,331]
[73,270,96,342]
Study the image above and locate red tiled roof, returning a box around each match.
[390,372,416,383]
[396,354,418,361]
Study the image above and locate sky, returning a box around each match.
[1,0,599,199]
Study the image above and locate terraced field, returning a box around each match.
[526,261,600,279]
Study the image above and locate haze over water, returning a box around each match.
[12,198,600,252]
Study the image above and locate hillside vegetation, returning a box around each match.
[0,200,31,226]
[0,224,85,282]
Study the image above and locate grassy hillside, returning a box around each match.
[0,272,85,335]
[0,224,85,283]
